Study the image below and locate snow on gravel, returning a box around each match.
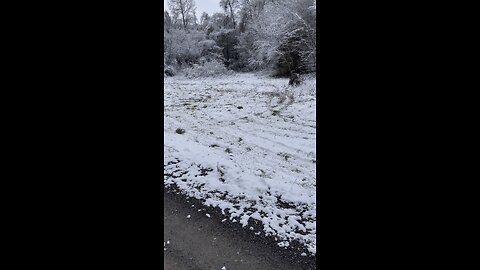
[164,73,316,255]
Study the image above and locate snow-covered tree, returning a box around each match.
[220,0,240,29]
[168,0,197,30]
[164,0,316,76]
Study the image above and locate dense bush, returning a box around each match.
[164,0,316,77]
[183,60,233,78]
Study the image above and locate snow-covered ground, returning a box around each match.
[164,73,316,255]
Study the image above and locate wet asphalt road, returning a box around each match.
[164,190,316,270]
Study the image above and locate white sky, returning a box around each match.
[164,0,222,16]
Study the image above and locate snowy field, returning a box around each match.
[164,73,316,255]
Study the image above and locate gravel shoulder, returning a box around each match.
[164,188,316,270]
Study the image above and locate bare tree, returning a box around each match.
[168,0,196,30]
[220,0,240,28]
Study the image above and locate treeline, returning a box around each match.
[164,0,316,77]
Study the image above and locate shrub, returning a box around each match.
[164,65,175,77]
[183,60,232,79]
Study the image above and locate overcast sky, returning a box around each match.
[164,0,222,16]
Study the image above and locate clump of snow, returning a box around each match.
[164,73,316,255]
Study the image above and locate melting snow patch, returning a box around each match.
[164,74,316,255]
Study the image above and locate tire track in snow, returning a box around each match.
[164,74,316,255]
